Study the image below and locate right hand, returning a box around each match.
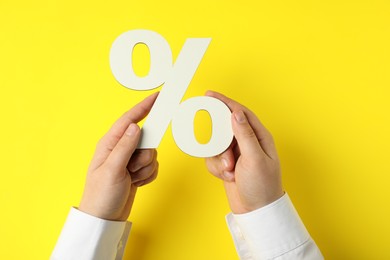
[79,93,159,221]
[205,91,284,214]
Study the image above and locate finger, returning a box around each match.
[108,92,159,134]
[232,110,264,158]
[133,165,159,187]
[90,92,158,170]
[128,149,156,172]
[205,90,246,113]
[130,160,158,183]
[220,147,235,172]
[205,90,278,160]
[105,123,141,171]
[205,146,236,182]
[99,92,158,150]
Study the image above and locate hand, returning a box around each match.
[79,93,159,221]
[205,91,284,214]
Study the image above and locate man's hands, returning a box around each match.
[78,90,281,219]
[79,93,159,221]
[205,91,284,214]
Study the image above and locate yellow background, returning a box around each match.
[1,0,389,259]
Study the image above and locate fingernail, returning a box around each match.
[234,111,246,124]
[223,171,235,181]
[221,158,229,169]
[125,124,138,136]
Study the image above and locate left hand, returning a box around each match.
[79,93,159,221]
[205,91,284,214]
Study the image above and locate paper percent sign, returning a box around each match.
[109,30,233,157]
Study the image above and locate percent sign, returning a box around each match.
[109,30,233,157]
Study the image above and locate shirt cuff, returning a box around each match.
[51,208,131,260]
[226,193,311,259]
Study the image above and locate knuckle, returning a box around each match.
[149,161,158,175]
[96,137,104,149]
[115,139,127,150]
[149,169,159,182]
[155,161,159,171]
[241,128,256,139]
[138,149,154,165]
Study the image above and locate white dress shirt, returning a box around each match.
[226,193,323,259]
[51,193,323,260]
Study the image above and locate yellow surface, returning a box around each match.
[1,1,389,259]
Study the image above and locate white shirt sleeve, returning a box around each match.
[226,193,324,260]
[51,208,131,260]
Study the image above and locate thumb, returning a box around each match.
[105,123,141,171]
[232,111,263,158]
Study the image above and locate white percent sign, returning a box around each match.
[109,30,233,157]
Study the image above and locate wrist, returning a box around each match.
[229,189,285,214]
